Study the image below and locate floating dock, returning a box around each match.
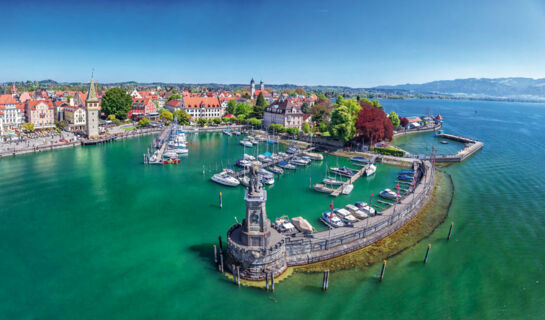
[330,158,376,197]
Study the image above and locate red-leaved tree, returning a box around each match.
[355,102,393,145]
[400,117,409,127]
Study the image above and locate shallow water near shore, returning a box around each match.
[1,99,545,319]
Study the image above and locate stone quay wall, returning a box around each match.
[226,225,287,280]
[284,161,434,266]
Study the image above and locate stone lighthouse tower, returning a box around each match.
[226,165,287,280]
[85,76,100,139]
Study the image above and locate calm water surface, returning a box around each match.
[1,99,544,319]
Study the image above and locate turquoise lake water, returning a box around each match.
[1,99,544,319]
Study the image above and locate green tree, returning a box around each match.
[337,98,361,119]
[167,94,181,102]
[286,127,299,136]
[328,106,355,142]
[371,100,382,109]
[174,110,191,125]
[226,99,237,114]
[160,110,173,124]
[301,102,311,114]
[302,122,310,134]
[235,102,253,118]
[66,94,73,101]
[107,114,116,121]
[197,118,207,127]
[138,118,150,127]
[294,87,306,96]
[247,118,261,128]
[255,92,266,107]
[268,123,285,133]
[212,117,222,125]
[101,88,133,120]
[22,122,34,132]
[389,111,400,127]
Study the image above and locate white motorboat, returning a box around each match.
[163,150,178,159]
[278,152,288,158]
[321,211,345,228]
[278,161,296,170]
[269,166,284,174]
[240,140,253,147]
[286,147,299,154]
[290,157,309,166]
[355,202,376,216]
[259,168,274,178]
[380,189,398,200]
[365,164,377,176]
[313,184,335,194]
[330,167,355,177]
[334,208,358,224]
[236,159,252,168]
[323,177,344,185]
[345,204,368,219]
[243,154,256,161]
[342,184,354,195]
[275,216,296,233]
[211,170,240,186]
[258,154,272,163]
[261,176,275,185]
[173,147,188,155]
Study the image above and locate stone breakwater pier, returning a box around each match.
[223,160,434,281]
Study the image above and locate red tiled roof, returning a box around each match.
[303,114,312,121]
[166,99,182,107]
[26,100,54,109]
[253,90,271,97]
[184,96,221,109]
[0,94,16,105]
[223,113,235,118]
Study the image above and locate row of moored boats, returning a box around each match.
[321,202,377,228]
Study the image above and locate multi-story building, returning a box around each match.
[64,106,86,131]
[183,96,224,119]
[0,94,24,130]
[263,99,303,130]
[128,97,157,119]
[25,100,56,129]
[164,95,225,120]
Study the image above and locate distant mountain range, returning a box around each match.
[5,77,545,102]
[374,77,545,101]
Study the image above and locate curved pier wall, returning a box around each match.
[284,161,434,266]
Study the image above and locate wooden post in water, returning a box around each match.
[322,270,330,291]
[213,244,217,264]
[236,266,241,286]
[219,253,224,273]
[265,273,269,291]
[380,260,387,281]
[270,272,275,292]
[424,244,431,264]
[219,192,223,209]
[447,222,454,240]
[232,265,237,285]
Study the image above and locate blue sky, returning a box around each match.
[1,0,545,87]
